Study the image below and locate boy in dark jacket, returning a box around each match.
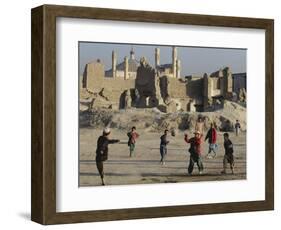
[160,129,169,165]
[221,132,234,174]
[185,131,204,175]
[205,123,218,158]
[96,128,120,185]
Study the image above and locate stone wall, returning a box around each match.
[135,64,156,97]
[222,67,233,99]
[203,74,212,109]
[233,73,246,95]
[82,61,135,108]
[82,61,104,92]
[186,78,204,103]
[82,61,134,95]
[167,78,187,99]
[100,78,135,102]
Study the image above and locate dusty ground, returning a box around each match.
[79,128,246,186]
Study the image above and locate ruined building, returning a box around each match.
[81,47,246,112]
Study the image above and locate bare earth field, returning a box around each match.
[79,128,246,187]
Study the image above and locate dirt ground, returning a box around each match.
[79,128,246,186]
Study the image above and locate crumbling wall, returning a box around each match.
[158,76,203,112]
[82,61,104,92]
[186,78,204,103]
[82,61,135,109]
[233,73,247,96]
[159,76,169,99]
[102,78,135,100]
[82,60,134,104]
[95,79,135,109]
[135,65,156,97]
[167,78,187,99]
[203,74,212,109]
[222,67,233,99]
[135,61,160,108]
[211,78,222,97]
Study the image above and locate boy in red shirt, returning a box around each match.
[205,123,218,158]
[127,126,139,157]
[184,131,204,175]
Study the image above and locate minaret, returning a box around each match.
[124,56,129,80]
[130,47,135,60]
[172,46,177,78]
[155,48,160,68]
[176,59,181,79]
[112,50,116,78]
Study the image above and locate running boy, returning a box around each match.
[127,126,139,157]
[205,123,218,158]
[234,120,241,136]
[221,132,235,174]
[195,116,204,136]
[160,129,170,165]
[184,131,204,175]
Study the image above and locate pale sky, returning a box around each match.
[79,42,246,76]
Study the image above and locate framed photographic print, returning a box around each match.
[31,4,274,225]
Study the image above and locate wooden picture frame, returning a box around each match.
[31,4,274,225]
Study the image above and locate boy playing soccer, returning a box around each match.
[205,123,217,158]
[185,131,204,175]
[160,129,170,165]
[234,120,241,136]
[95,128,120,185]
[221,132,235,174]
[127,126,139,157]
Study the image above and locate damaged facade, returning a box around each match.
[81,47,246,112]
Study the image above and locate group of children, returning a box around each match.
[94,118,241,185]
[159,126,235,175]
[185,130,234,175]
